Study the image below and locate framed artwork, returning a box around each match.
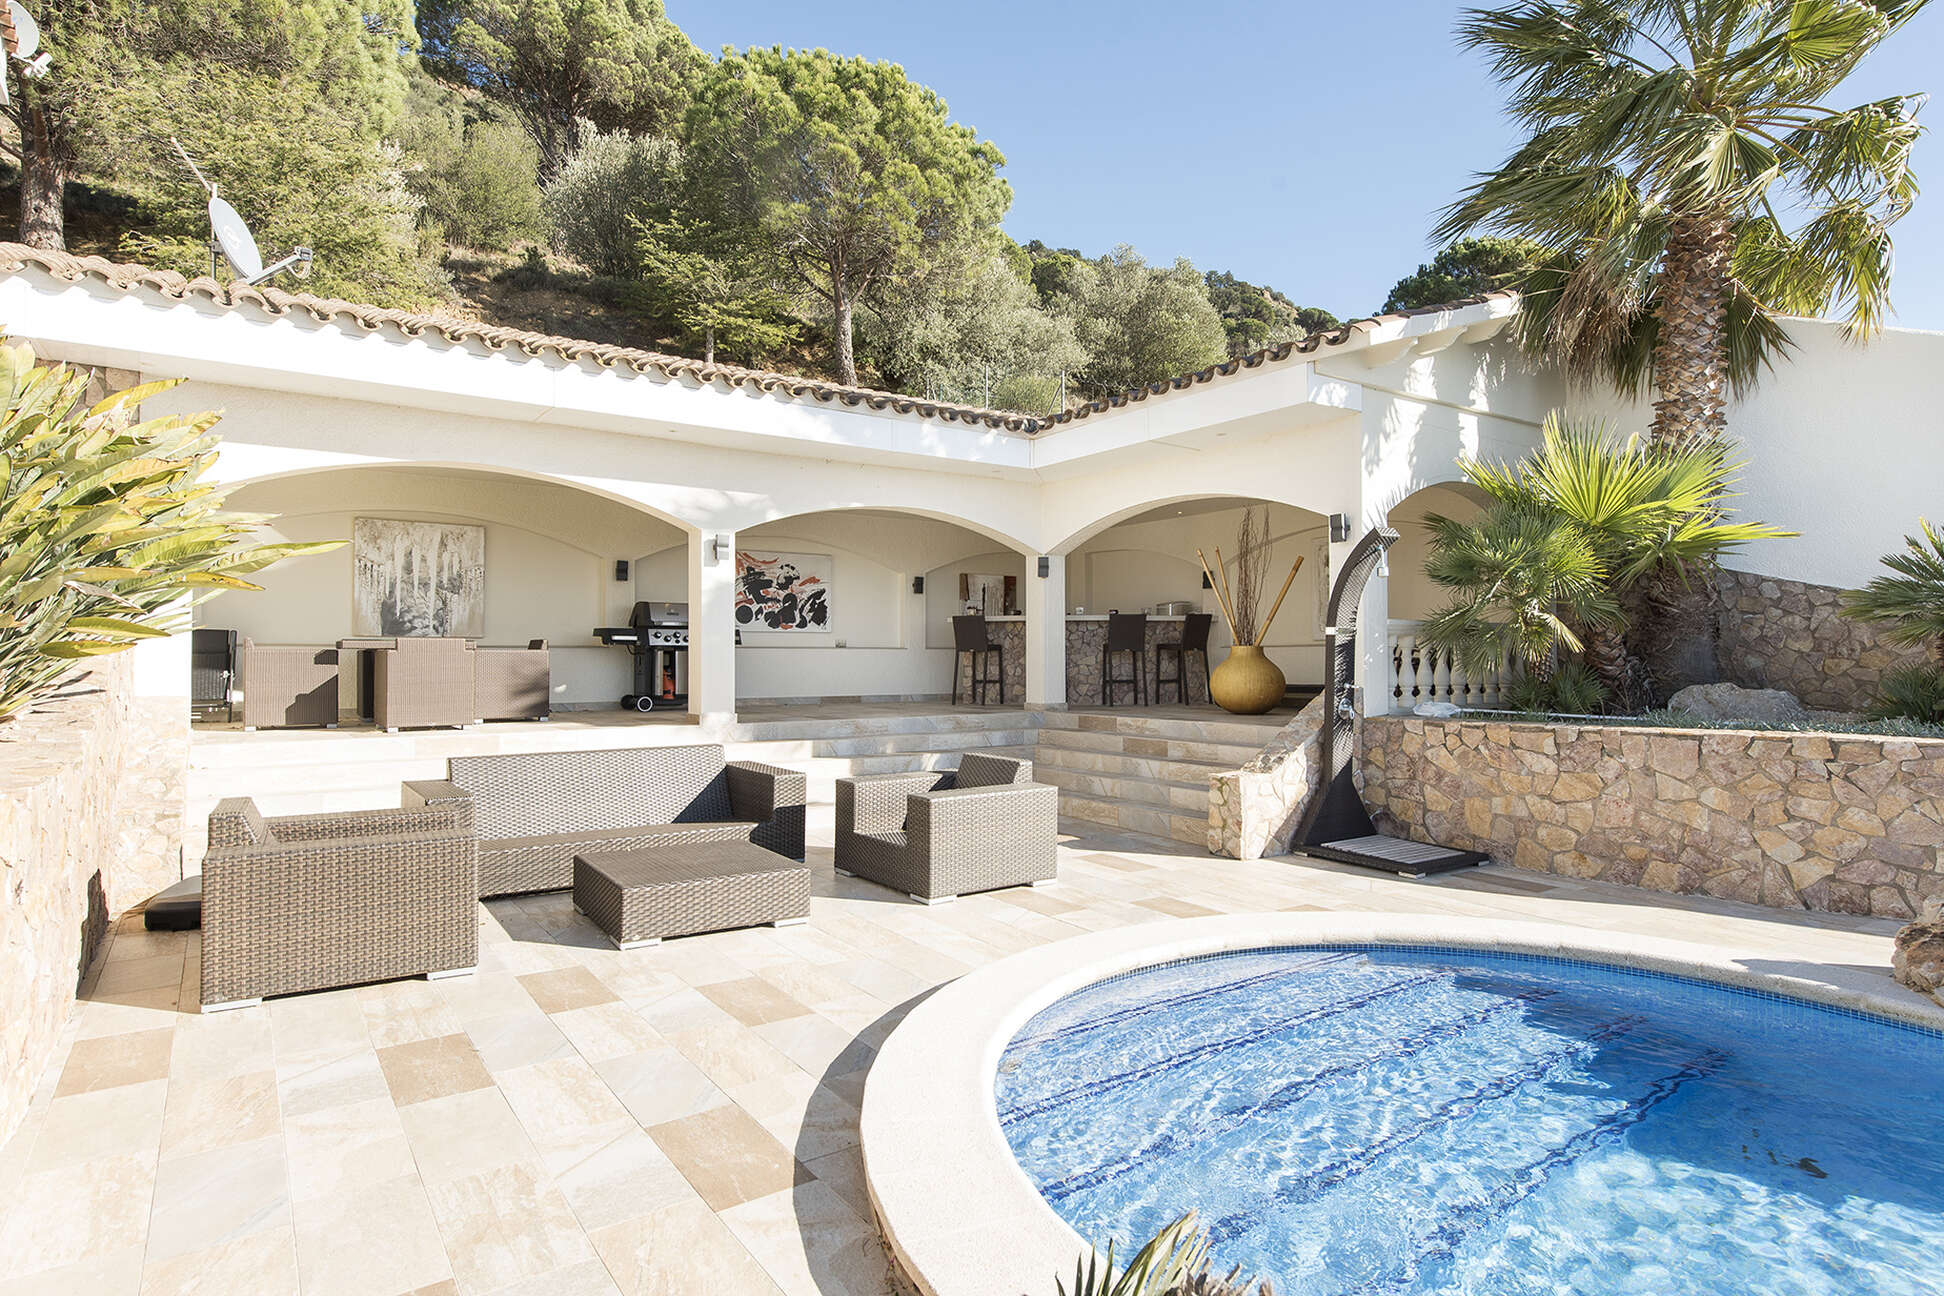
[352,517,486,638]
[735,550,833,631]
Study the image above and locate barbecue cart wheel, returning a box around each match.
[620,694,655,712]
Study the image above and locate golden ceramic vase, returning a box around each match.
[1209,644,1285,715]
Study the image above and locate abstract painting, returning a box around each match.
[353,518,486,638]
[735,550,833,632]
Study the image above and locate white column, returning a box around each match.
[1358,564,1392,715]
[1023,554,1066,709]
[686,529,736,728]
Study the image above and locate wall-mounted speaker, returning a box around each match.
[1037,556,1050,578]
[911,576,925,594]
[614,559,630,582]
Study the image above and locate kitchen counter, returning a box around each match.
[952,614,1210,705]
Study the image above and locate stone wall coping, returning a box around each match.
[1371,713,1944,750]
[0,680,117,795]
[859,913,1944,1296]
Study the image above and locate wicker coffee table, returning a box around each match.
[573,841,812,949]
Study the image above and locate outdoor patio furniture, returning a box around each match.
[834,752,1056,903]
[476,639,551,721]
[952,615,1004,705]
[191,628,237,721]
[336,636,397,721]
[404,744,807,898]
[199,797,478,1011]
[373,637,477,731]
[573,840,811,948]
[238,639,340,730]
[1102,612,1149,706]
[1156,612,1214,705]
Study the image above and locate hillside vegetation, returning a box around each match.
[9,2,1520,410]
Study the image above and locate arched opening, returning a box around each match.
[202,463,690,715]
[630,506,1032,705]
[1060,495,1333,708]
[1380,481,1497,712]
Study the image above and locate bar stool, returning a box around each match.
[1155,612,1214,705]
[952,615,1004,705]
[1101,612,1148,706]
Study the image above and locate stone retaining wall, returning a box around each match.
[1714,567,1925,712]
[1209,697,1323,860]
[1361,716,1944,920]
[0,657,187,1146]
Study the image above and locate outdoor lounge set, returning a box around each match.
[228,635,552,730]
[197,743,1056,1009]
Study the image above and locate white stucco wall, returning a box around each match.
[1565,319,1944,590]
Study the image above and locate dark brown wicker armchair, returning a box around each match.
[476,640,551,721]
[199,797,478,1011]
[834,753,1056,903]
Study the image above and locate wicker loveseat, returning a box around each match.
[835,753,1056,903]
[405,745,806,899]
[200,798,478,1011]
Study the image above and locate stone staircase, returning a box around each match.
[1032,711,1278,847]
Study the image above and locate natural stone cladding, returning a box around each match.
[1714,567,1926,713]
[1362,715,1944,921]
[0,657,188,1146]
[1209,696,1323,860]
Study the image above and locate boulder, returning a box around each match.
[1893,898,1944,1004]
[1667,683,1813,727]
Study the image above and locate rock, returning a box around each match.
[1892,912,1944,1004]
[1667,683,1813,727]
[1413,701,1461,718]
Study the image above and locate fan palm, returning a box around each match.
[1439,0,1931,446]
[1842,518,1944,664]
[1460,413,1793,699]
[1418,502,1621,686]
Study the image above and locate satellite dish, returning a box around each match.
[208,193,265,281]
[7,3,38,62]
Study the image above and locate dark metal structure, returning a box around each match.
[1294,526,1485,877]
[594,601,689,711]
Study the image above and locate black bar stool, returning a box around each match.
[952,615,1004,705]
[1156,612,1214,705]
[1101,612,1148,706]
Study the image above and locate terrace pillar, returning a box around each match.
[1024,554,1066,710]
[687,529,737,728]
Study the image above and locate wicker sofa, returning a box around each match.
[200,798,478,1011]
[405,744,806,898]
[835,753,1056,903]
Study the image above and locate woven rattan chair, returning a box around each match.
[476,640,551,721]
[834,753,1056,904]
[373,637,477,731]
[238,639,340,730]
[404,744,807,898]
[199,797,478,1011]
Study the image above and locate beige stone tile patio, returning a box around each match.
[0,811,1918,1296]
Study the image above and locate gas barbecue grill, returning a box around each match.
[594,601,688,711]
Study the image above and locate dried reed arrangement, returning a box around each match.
[1196,506,1305,647]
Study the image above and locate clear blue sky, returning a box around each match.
[670,0,1944,330]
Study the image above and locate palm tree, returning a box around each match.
[1459,414,1792,702]
[1439,0,1931,446]
[1418,502,1621,688]
[1842,519,1944,665]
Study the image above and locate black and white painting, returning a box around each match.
[353,518,486,638]
[735,550,832,631]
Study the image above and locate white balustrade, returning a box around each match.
[1385,619,1512,712]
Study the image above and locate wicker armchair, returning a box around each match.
[404,744,807,898]
[373,637,478,731]
[238,640,340,730]
[200,797,478,1011]
[835,753,1056,903]
[476,640,551,721]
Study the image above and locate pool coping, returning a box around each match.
[857,912,1944,1296]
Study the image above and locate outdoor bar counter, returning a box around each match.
[957,615,1209,707]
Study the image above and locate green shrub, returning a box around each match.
[1842,519,1944,667]
[543,127,683,277]
[0,343,338,719]
[1059,1212,1267,1296]
[1867,663,1944,725]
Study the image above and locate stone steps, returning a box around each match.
[1053,786,1210,846]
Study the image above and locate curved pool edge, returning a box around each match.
[858,912,1944,1296]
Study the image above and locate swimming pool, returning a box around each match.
[995,946,1944,1296]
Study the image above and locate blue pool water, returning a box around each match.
[995,947,1944,1296]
